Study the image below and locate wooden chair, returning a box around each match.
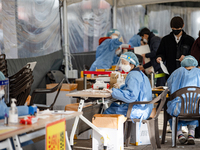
[124,88,168,150]
[29,78,65,110]
[162,86,200,147]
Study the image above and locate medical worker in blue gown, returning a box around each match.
[89,29,123,71]
[128,34,143,48]
[103,52,153,121]
[167,55,200,145]
[0,71,33,147]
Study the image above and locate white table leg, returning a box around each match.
[79,114,108,149]
[70,98,108,150]
[69,99,84,149]
[12,135,23,150]
[0,138,13,150]
[65,131,72,150]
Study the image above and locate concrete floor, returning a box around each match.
[72,111,200,150]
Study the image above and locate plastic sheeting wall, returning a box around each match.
[67,0,112,53]
[0,0,61,58]
[16,0,61,58]
[147,4,200,39]
[0,0,4,52]
[116,5,145,44]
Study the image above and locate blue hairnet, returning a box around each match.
[120,52,139,67]
[106,29,120,37]
[0,71,5,81]
[181,55,198,67]
[151,29,158,34]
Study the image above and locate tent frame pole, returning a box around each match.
[113,0,117,28]
[63,0,69,77]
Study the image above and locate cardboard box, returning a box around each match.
[125,122,151,146]
[110,72,127,88]
[46,83,77,110]
[75,78,93,90]
[92,114,126,150]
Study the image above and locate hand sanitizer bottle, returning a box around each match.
[9,99,18,124]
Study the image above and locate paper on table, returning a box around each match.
[160,61,169,74]
[0,126,19,134]
[52,111,75,114]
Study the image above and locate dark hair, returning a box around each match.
[170,16,184,28]
[138,27,150,36]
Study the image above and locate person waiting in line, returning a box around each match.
[89,29,122,71]
[156,16,195,78]
[167,55,200,145]
[103,52,153,121]
[191,31,200,66]
[137,27,165,86]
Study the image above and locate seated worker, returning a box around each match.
[89,29,123,71]
[0,71,33,147]
[103,52,153,120]
[167,55,200,145]
[0,71,30,119]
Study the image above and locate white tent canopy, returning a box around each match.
[106,0,200,8]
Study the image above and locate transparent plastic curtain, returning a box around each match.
[0,0,3,53]
[116,5,145,44]
[147,4,200,39]
[66,0,112,53]
[15,0,61,58]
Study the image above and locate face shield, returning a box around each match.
[0,78,9,104]
[115,54,136,71]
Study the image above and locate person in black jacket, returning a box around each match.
[138,27,165,86]
[156,16,195,77]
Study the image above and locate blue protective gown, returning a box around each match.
[104,68,153,120]
[167,67,200,130]
[0,99,29,119]
[128,35,141,48]
[112,54,119,66]
[90,38,122,71]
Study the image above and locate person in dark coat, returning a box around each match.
[138,27,165,86]
[156,16,195,78]
[191,31,200,66]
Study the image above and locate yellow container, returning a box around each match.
[81,71,92,78]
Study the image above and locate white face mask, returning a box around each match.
[143,38,148,43]
[111,35,118,39]
[121,64,131,72]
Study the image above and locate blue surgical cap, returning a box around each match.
[106,29,120,37]
[181,55,198,67]
[151,29,158,34]
[0,71,5,81]
[120,52,139,67]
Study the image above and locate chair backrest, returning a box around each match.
[154,88,168,119]
[49,78,65,109]
[0,54,8,77]
[170,86,200,116]
[126,88,168,119]
[9,64,34,106]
